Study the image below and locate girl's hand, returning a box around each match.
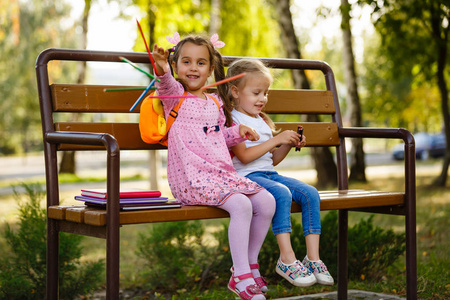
[152,44,170,75]
[297,134,307,149]
[275,130,301,147]
[239,124,260,141]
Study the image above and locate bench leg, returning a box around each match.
[106,223,120,299]
[47,218,59,300]
[406,208,417,299]
[337,209,348,300]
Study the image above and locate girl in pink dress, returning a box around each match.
[150,34,275,300]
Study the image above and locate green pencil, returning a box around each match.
[119,56,160,82]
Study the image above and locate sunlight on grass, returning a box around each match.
[0,169,448,299]
[64,174,449,299]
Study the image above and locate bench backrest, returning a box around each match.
[36,48,348,184]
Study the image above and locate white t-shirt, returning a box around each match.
[231,109,275,176]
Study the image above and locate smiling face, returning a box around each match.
[231,73,271,118]
[172,42,214,97]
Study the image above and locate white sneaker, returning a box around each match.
[302,255,334,286]
[275,258,317,287]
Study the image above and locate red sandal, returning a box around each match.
[250,263,268,293]
[228,271,265,300]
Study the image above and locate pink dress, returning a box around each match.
[155,72,263,206]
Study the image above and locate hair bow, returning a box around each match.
[166,32,181,46]
[166,32,225,49]
[210,34,225,49]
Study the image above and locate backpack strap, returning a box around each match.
[165,91,187,130]
[205,93,220,110]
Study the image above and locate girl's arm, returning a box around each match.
[152,44,184,111]
[231,130,302,165]
[271,144,293,166]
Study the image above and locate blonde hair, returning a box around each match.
[226,58,278,132]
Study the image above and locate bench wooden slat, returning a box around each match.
[65,206,97,223]
[49,190,404,227]
[54,122,164,150]
[51,84,335,114]
[48,205,86,220]
[265,90,335,114]
[54,122,339,150]
[51,84,145,113]
[274,123,339,146]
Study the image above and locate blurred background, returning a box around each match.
[0,0,448,188]
[0,1,449,298]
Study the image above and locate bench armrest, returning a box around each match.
[45,131,119,153]
[338,127,414,145]
[45,131,121,229]
[339,127,416,210]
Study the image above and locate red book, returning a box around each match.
[80,188,161,199]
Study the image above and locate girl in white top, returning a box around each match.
[229,58,334,288]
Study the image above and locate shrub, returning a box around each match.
[135,210,405,295]
[258,211,405,282]
[347,213,406,280]
[0,183,104,300]
[136,221,208,292]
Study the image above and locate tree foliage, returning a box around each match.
[357,0,450,185]
[0,1,78,155]
[126,0,281,58]
[358,1,447,130]
[361,34,442,131]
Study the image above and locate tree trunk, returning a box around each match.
[341,0,366,182]
[59,0,92,174]
[431,4,450,186]
[146,3,161,190]
[209,0,221,35]
[274,0,337,188]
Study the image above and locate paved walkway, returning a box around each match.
[0,150,443,197]
[89,289,406,299]
[274,289,405,299]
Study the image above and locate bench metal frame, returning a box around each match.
[36,48,417,299]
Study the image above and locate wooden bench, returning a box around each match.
[36,48,417,300]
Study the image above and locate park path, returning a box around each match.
[0,150,443,198]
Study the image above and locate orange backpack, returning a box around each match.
[139,92,220,146]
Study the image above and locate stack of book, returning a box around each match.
[74,188,181,211]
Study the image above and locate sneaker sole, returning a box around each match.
[275,266,317,287]
[316,277,334,286]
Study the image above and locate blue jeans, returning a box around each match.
[246,171,321,236]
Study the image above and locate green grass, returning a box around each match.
[73,174,450,299]
[1,172,448,299]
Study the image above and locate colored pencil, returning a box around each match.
[201,73,246,90]
[136,19,158,73]
[129,78,156,112]
[119,56,160,82]
[104,87,156,92]
[145,95,198,99]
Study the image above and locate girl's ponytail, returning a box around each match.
[213,50,233,127]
